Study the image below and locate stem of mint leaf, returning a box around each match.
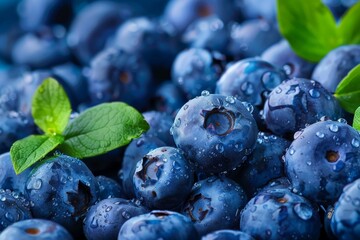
[10,78,149,174]
[334,64,360,113]
[277,0,360,62]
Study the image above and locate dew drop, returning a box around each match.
[316,131,324,138]
[201,90,210,96]
[293,203,313,220]
[33,179,42,190]
[352,139,360,148]
[329,124,339,133]
[308,89,320,98]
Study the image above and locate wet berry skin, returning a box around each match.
[133,146,194,210]
[120,135,166,199]
[240,188,321,240]
[227,19,281,60]
[311,45,360,93]
[182,176,247,236]
[118,210,200,240]
[172,48,225,100]
[0,152,32,195]
[216,58,287,107]
[285,120,360,204]
[83,198,148,240]
[330,178,360,239]
[0,189,32,231]
[171,93,258,174]
[263,78,343,137]
[233,132,290,197]
[201,230,255,240]
[96,176,125,201]
[86,47,152,111]
[25,154,99,237]
[262,40,316,79]
[142,111,175,146]
[0,219,73,240]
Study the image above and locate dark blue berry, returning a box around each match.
[118,210,200,240]
[262,40,316,79]
[182,176,247,236]
[0,219,73,240]
[311,45,360,93]
[216,58,287,107]
[240,188,321,240]
[25,154,99,237]
[96,176,125,200]
[83,198,148,240]
[142,111,175,146]
[330,178,360,239]
[172,48,225,99]
[285,120,360,204]
[263,78,343,137]
[171,93,258,174]
[202,230,255,240]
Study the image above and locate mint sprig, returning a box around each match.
[353,106,360,130]
[277,0,360,62]
[334,64,360,113]
[10,78,149,174]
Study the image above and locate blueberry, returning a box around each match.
[202,230,255,240]
[233,132,290,196]
[164,0,242,33]
[86,47,152,110]
[96,176,125,200]
[311,45,360,93]
[83,198,148,240]
[172,48,225,99]
[182,176,247,236]
[263,78,343,137]
[142,111,175,146]
[120,135,166,198]
[0,189,32,231]
[0,110,35,154]
[240,0,277,22]
[262,40,316,79]
[330,178,360,239]
[182,16,229,53]
[25,154,99,237]
[118,210,200,240]
[171,93,258,174]
[257,177,292,194]
[52,62,89,108]
[216,58,287,107]
[150,80,187,115]
[227,19,281,59]
[0,152,32,195]
[11,26,70,69]
[285,120,360,204]
[18,0,73,31]
[0,219,73,240]
[67,1,132,65]
[240,188,321,240]
[114,17,181,69]
[133,146,194,210]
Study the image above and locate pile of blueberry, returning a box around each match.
[0,0,360,239]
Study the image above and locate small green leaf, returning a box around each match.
[277,0,341,62]
[10,135,64,174]
[32,78,71,135]
[59,102,149,158]
[353,107,360,130]
[334,64,360,113]
[338,2,360,44]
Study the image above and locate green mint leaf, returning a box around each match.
[353,107,360,130]
[32,78,71,135]
[277,0,341,62]
[334,64,360,113]
[59,102,149,158]
[338,2,360,44]
[10,135,64,174]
